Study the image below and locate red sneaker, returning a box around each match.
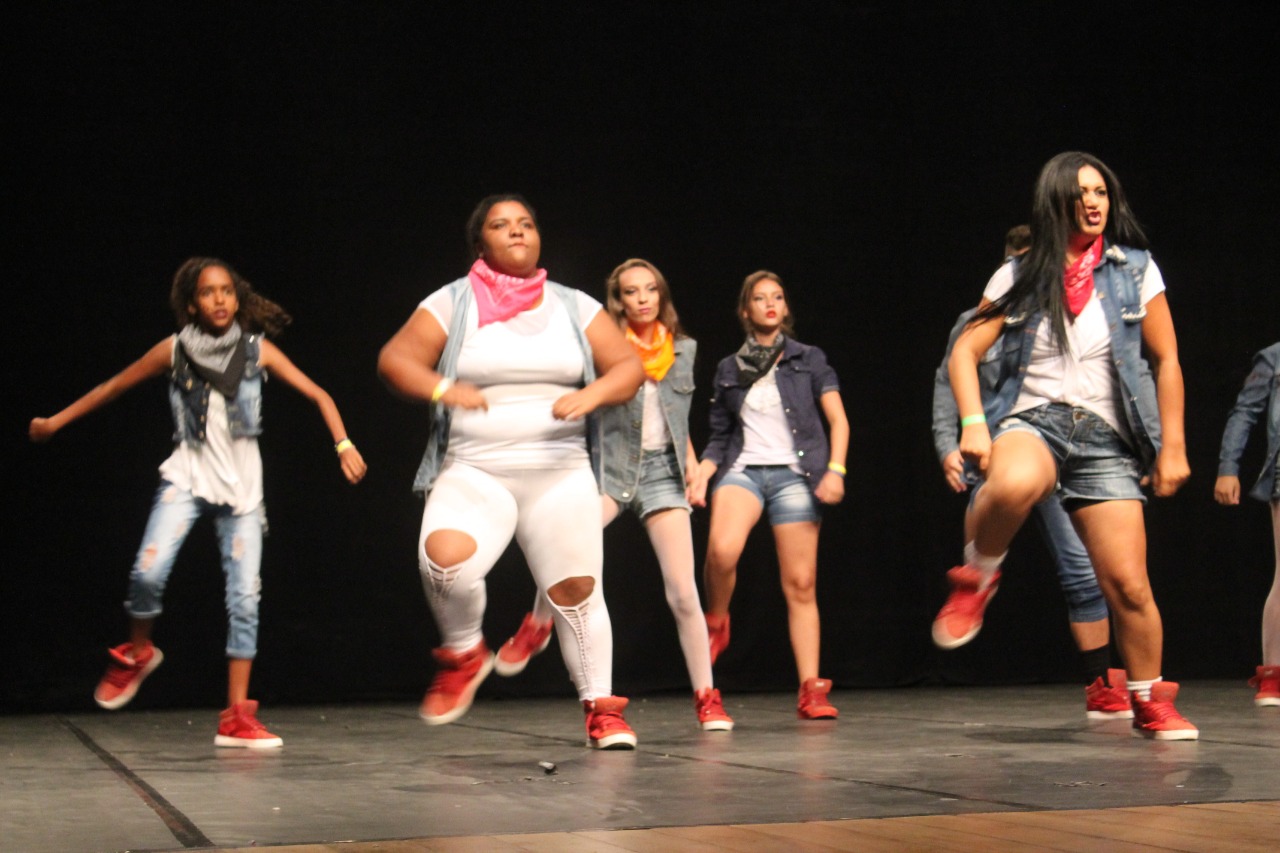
[494,613,553,677]
[215,700,283,749]
[1085,668,1134,719]
[94,643,163,710]
[694,687,734,731]
[584,696,637,749]
[706,613,730,664]
[797,677,839,720]
[420,641,494,726]
[1248,665,1280,707]
[1131,682,1198,740]
[932,566,1001,649]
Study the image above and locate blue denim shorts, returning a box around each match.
[715,464,820,525]
[993,403,1146,505]
[621,448,691,518]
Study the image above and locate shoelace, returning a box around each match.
[590,708,628,733]
[104,660,143,688]
[1138,700,1184,725]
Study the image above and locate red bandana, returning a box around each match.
[468,258,548,327]
[1063,236,1103,316]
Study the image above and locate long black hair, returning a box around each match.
[973,152,1148,350]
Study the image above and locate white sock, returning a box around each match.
[1128,676,1162,701]
[964,542,1005,589]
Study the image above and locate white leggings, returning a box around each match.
[419,459,612,700]
[1264,500,1280,665]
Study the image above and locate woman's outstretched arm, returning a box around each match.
[29,338,172,442]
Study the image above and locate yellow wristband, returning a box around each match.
[431,377,453,404]
[334,438,354,455]
[960,414,987,427]
[827,461,847,476]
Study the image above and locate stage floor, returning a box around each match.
[3,680,1277,851]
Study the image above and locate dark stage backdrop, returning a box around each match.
[6,2,1277,712]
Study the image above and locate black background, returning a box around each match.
[6,1,1278,712]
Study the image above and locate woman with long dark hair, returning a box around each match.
[933,151,1196,739]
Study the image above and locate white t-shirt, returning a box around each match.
[421,285,602,470]
[640,379,673,451]
[733,364,800,470]
[982,258,1166,438]
[158,338,264,515]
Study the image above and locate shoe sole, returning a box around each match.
[94,649,164,710]
[1133,728,1199,740]
[1254,696,1280,707]
[214,735,283,749]
[797,710,839,720]
[493,634,552,677]
[1086,709,1135,719]
[420,653,495,725]
[588,733,637,749]
[699,720,735,731]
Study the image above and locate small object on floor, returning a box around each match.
[538,760,557,774]
[215,700,283,749]
[1248,665,1280,707]
[797,677,839,720]
[1085,668,1134,719]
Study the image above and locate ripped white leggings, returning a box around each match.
[418,459,613,700]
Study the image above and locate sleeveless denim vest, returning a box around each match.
[412,278,601,495]
[168,333,264,444]
[983,245,1161,470]
[600,336,696,502]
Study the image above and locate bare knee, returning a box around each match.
[424,529,477,567]
[781,574,817,605]
[548,576,595,606]
[1102,573,1155,614]
[984,472,1051,512]
[705,544,740,576]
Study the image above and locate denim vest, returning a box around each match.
[703,338,840,493]
[1217,342,1280,502]
[168,334,264,444]
[600,336,696,502]
[412,278,601,495]
[980,245,1161,470]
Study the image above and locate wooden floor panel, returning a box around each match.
[215,801,1279,852]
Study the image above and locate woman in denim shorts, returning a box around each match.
[495,259,734,732]
[1214,341,1280,706]
[934,152,1197,740]
[695,270,849,720]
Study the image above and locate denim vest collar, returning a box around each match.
[168,333,264,444]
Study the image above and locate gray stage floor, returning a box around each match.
[3,680,1278,852]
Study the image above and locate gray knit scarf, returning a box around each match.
[177,323,246,397]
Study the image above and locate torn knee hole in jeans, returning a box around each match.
[423,529,476,597]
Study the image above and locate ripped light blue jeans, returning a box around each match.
[125,480,265,658]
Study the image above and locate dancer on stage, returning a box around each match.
[1214,341,1280,706]
[29,257,367,748]
[377,195,645,748]
[695,270,849,719]
[932,226,1132,719]
[495,259,734,731]
[933,151,1197,739]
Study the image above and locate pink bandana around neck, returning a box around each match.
[1063,235,1104,316]
[468,258,548,327]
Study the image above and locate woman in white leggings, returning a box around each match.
[378,194,644,748]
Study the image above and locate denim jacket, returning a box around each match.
[600,336,696,502]
[412,278,601,495]
[702,337,840,493]
[969,245,1162,471]
[169,333,264,444]
[1217,342,1280,502]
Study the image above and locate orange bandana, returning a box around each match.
[626,323,675,382]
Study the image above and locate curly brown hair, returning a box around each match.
[169,257,292,337]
